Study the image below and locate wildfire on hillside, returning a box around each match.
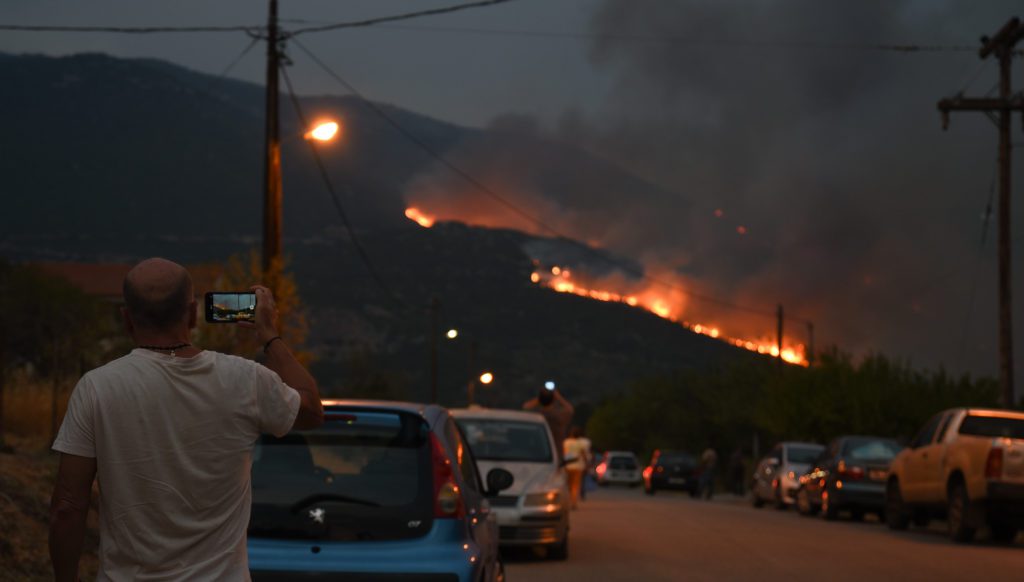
[405,207,436,228]
[403,207,808,366]
[531,265,809,366]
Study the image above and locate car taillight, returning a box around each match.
[985,447,1004,479]
[643,466,654,479]
[430,433,465,519]
[837,460,864,480]
[596,462,607,476]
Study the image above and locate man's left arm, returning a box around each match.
[49,453,96,582]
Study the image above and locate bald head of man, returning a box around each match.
[122,258,196,334]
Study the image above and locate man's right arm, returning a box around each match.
[263,337,323,430]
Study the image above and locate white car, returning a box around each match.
[752,442,824,508]
[452,408,571,560]
[596,451,642,487]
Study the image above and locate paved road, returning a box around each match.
[504,487,1022,582]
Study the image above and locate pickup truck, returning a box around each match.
[885,408,1024,542]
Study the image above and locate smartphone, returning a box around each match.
[204,291,257,324]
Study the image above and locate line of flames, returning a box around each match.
[402,206,807,366]
[531,266,808,366]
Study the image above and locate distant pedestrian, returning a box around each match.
[523,385,574,460]
[699,446,718,499]
[563,426,591,508]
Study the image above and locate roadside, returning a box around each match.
[0,436,98,582]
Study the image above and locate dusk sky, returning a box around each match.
[4,0,1024,380]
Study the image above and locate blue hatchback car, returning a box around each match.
[248,400,511,581]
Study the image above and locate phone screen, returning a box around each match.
[205,292,257,324]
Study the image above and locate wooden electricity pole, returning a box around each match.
[776,304,784,369]
[262,0,283,279]
[430,296,441,403]
[939,17,1024,408]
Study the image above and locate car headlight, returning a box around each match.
[523,490,562,507]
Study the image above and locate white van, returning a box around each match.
[452,408,571,560]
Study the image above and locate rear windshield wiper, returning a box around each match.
[290,493,382,512]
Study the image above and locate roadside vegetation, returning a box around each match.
[586,349,1002,462]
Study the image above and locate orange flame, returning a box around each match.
[531,266,808,366]
[405,207,435,228]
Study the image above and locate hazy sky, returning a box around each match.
[4,0,1024,381]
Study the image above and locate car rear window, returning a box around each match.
[457,418,553,463]
[609,456,638,470]
[787,446,823,464]
[249,409,434,542]
[959,415,1024,439]
[842,438,902,461]
[657,453,696,468]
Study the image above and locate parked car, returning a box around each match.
[248,400,512,581]
[886,408,1024,543]
[794,435,903,520]
[452,408,571,560]
[596,451,642,487]
[751,442,824,509]
[643,450,700,496]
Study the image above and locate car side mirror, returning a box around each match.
[486,468,514,495]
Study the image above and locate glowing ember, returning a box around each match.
[530,266,808,366]
[405,207,435,228]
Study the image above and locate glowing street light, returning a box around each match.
[544,381,556,391]
[479,372,494,385]
[306,120,340,142]
[446,328,459,340]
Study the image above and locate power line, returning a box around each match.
[0,23,259,34]
[366,23,1002,54]
[290,37,803,323]
[278,62,405,308]
[288,0,515,36]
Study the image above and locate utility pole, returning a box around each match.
[430,297,440,403]
[262,0,283,281]
[776,304,784,369]
[939,17,1024,408]
[806,322,815,366]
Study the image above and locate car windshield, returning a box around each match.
[456,418,553,463]
[959,415,1024,439]
[657,453,696,467]
[787,446,823,464]
[249,409,434,542]
[842,438,902,461]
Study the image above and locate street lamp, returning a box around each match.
[305,120,340,143]
[446,328,459,340]
[480,372,494,385]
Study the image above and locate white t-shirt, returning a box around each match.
[52,349,301,582]
[563,437,591,470]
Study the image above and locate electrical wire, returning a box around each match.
[0,23,260,34]
[290,37,807,323]
[288,0,515,36]
[953,157,998,369]
[279,62,406,308]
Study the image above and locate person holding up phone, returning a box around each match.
[48,257,323,582]
[523,383,574,461]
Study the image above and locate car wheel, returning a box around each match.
[947,481,976,543]
[886,480,910,530]
[547,535,569,561]
[821,490,839,521]
[773,486,787,510]
[990,523,1018,544]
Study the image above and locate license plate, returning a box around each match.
[668,478,686,485]
[869,469,888,481]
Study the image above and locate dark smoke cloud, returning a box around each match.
[413,1,1024,380]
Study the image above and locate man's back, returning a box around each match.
[54,349,298,581]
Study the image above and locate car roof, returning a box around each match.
[321,399,447,424]
[962,408,1024,419]
[450,407,548,423]
[781,441,824,449]
[605,450,637,456]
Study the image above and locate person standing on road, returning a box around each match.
[563,426,591,509]
[699,446,718,500]
[48,258,324,582]
[523,385,574,460]
[728,447,746,496]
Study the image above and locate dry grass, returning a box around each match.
[3,375,73,438]
[0,435,99,582]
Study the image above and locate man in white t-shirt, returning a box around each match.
[48,258,324,582]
